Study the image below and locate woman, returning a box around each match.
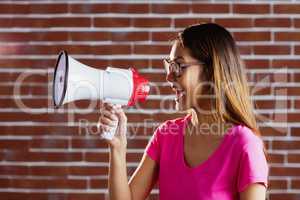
[98,23,269,200]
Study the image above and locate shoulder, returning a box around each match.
[233,124,264,151]
[154,115,188,138]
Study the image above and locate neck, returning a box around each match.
[187,108,229,138]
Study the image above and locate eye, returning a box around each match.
[179,62,189,67]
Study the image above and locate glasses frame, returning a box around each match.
[163,57,204,78]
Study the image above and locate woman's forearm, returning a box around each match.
[108,148,132,200]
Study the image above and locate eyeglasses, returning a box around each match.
[163,57,204,78]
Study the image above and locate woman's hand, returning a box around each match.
[98,102,128,152]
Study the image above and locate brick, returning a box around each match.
[249,86,272,95]
[174,18,212,28]
[233,32,271,41]
[30,166,70,176]
[110,3,149,13]
[253,45,290,55]
[291,180,300,189]
[0,45,96,55]
[191,4,229,13]
[5,178,87,189]
[132,18,171,27]
[110,59,149,68]
[274,87,300,96]
[273,140,300,150]
[0,3,68,14]
[151,31,177,41]
[111,32,149,41]
[133,45,170,55]
[215,18,253,28]
[233,4,270,14]
[288,153,300,163]
[0,85,48,95]
[2,151,82,162]
[90,178,108,188]
[0,125,79,136]
[94,17,130,27]
[69,31,111,41]
[92,45,131,55]
[0,166,29,175]
[237,45,252,55]
[151,3,189,13]
[255,100,291,110]
[0,193,106,200]
[85,152,142,162]
[275,32,300,41]
[260,126,288,136]
[70,3,149,13]
[0,72,48,83]
[244,59,270,69]
[255,18,291,27]
[0,140,29,149]
[0,17,91,28]
[269,179,287,190]
[274,4,300,14]
[294,100,300,110]
[272,59,300,68]
[294,19,300,28]
[270,166,300,176]
[268,153,285,163]
[0,32,69,42]
[294,46,300,55]
[70,3,109,13]
[31,139,69,149]
[72,138,148,149]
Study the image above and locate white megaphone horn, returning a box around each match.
[52,51,150,140]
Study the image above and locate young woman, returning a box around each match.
[99,23,269,200]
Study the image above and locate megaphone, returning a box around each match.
[52,51,150,140]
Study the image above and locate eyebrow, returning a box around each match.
[174,56,184,61]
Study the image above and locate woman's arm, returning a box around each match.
[240,183,267,200]
[109,147,131,200]
[99,103,158,200]
[128,154,159,200]
[109,147,159,200]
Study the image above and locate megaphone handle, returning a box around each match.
[100,104,120,140]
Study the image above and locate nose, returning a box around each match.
[166,75,180,92]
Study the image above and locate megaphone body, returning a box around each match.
[53,51,150,140]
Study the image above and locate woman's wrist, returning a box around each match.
[110,145,127,158]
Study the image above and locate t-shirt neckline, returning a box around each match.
[180,114,236,172]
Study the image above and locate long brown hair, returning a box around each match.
[177,23,262,141]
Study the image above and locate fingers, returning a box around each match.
[113,105,127,123]
[102,103,127,122]
[98,123,112,133]
[102,110,118,125]
[98,103,119,132]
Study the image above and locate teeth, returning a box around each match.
[175,89,185,101]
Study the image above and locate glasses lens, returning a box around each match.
[163,59,182,77]
[170,62,180,77]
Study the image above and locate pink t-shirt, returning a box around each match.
[145,114,269,200]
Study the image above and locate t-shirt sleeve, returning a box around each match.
[145,123,164,163]
[237,137,269,192]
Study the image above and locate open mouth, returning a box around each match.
[175,89,185,102]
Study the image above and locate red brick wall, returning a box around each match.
[0,1,299,200]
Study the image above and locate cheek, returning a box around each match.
[182,70,203,95]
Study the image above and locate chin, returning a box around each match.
[175,100,190,112]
